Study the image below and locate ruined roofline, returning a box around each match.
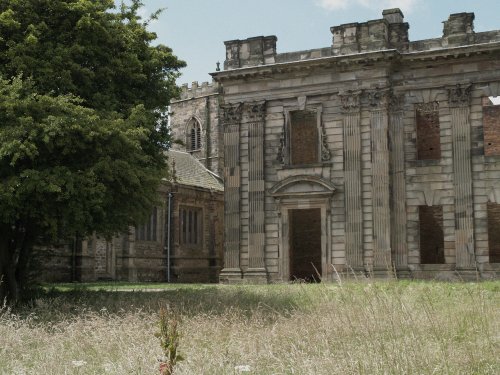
[218,9,500,73]
[211,49,399,80]
[211,40,500,81]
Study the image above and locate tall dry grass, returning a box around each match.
[0,281,498,374]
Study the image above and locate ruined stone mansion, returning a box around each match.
[174,9,500,282]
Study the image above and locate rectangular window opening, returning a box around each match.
[487,202,500,263]
[482,96,500,156]
[290,110,318,165]
[416,102,441,160]
[419,205,445,264]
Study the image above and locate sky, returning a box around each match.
[128,0,500,85]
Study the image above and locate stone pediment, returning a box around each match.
[269,175,336,198]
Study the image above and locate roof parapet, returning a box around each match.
[176,80,218,101]
[331,8,409,54]
[224,35,277,70]
[442,12,475,47]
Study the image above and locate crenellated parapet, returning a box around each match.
[176,80,219,101]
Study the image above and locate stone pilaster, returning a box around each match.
[340,91,363,269]
[220,103,243,282]
[245,102,268,282]
[389,93,409,275]
[448,84,476,269]
[368,89,392,275]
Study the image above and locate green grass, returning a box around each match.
[41,281,218,292]
[1,280,499,374]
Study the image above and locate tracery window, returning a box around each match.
[186,118,201,152]
[179,206,203,248]
[136,207,158,242]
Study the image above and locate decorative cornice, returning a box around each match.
[269,175,336,198]
[212,42,500,84]
[448,83,472,107]
[340,90,362,114]
[402,41,500,63]
[212,50,401,82]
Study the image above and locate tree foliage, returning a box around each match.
[0,0,185,302]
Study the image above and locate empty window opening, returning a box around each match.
[180,206,203,248]
[136,207,158,242]
[290,110,318,165]
[482,96,500,156]
[289,208,322,282]
[487,202,500,263]
[419,205,445,264]
[416,102,441,160]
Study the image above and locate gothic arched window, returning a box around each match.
[186,118,201,151]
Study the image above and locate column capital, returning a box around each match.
[389,92,406,112]
[221,102,243,125]
[448,83,472,107]
[245,101,266,122]
[367,88,391,110]
[340,90,362,114]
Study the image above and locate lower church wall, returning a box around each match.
[35,184,224,284]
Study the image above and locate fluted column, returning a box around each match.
[341,91,363,269]
[389,93,409,273]
[449,84,475,269]
[219,103,243,282]
[245,102,268,282]
[368,89,392,273]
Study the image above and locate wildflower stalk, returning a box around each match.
[157,307,182,375]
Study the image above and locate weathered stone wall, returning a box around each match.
[214,8,500,282]
[170,82,222,175]
[169,185,224,283]
[36,182,224,283]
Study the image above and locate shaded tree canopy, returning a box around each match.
[0,0,185,301]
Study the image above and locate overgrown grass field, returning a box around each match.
[1,280,498,374]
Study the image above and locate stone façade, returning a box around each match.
[203,8,500,281]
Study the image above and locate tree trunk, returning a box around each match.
[0,226,18,304]
[15,228,36,298]
[0,223,36,304]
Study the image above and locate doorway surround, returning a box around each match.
[269,175,336,281]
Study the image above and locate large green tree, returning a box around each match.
[0,0,185,302]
